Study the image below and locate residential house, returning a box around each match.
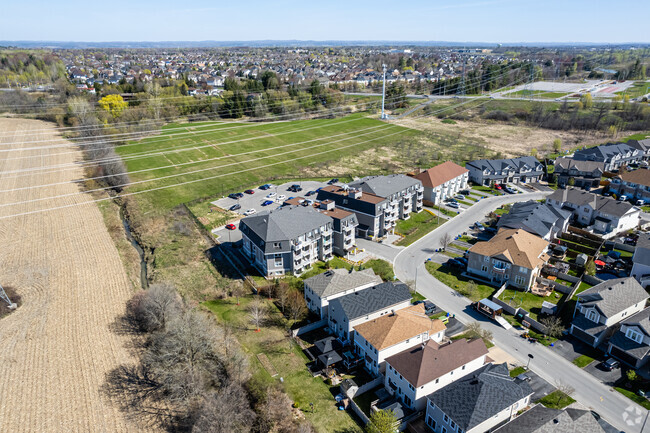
[607,307,650,368]
[546,188,640,236]
[413,161,469,205]
[348,174,424,219]
[553,158,605,189]
[328,281,412,343]
[425,363,533,433]
[466,228,550,290]
[632,233,650,288]
[570,277,648,348]
[493,404,606,433]
[627,138,650,161]
[466,156,544,186]
[317,185,395,239]
[496,200,571,241]
[384,338,489,411]
[303,268,382,320]
[608,169,650,203]
[239,205,333,277]
[572,142,641,171]
[354,304,446,376]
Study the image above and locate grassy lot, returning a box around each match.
[298,257,353,280]
[442,251,462,258]
[297,257,394,282]
[450,332,494,348]
[572,354,595,368]
[395,210,443,246]
[411,292,426,302]
[431,205,459,217]
[501,314,558,346]
[118,113,418,214]
[203,296,362,432]
[572,281,593,301]
[538,390,576,409]
[642,206,650,213]
[471,185,498,196]
[622,81,650,99]
[364,259,395,281]
[615,387,650,410]
[425,262,497,302]
[498,288,561,321]
[509,366,526,377]
[186,199,238,231]
[507,90,570,99]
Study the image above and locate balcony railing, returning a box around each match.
[492,265,506,273]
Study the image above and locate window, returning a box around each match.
[626,328,643,343]
[404,395,412,407]
[587,310,598,323]
[442,428,447,433]
[435,378,439,384]
[444,414,449,423]
[481,265,488,272]
[273,242,281,249]
[462,365,466,370]
[515,275,525,285]
[484,256,490,262]
[426,416,436,429]
[450,421,456,429]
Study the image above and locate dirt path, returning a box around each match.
[0,118,141,432]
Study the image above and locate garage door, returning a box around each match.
[610,346,640,368]
[571,327,596,347]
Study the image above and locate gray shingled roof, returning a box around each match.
[554,158,605,173]
[548,188,638,218]
[634,233,650,267]
[494,404,605,433]
[497,200,570,239]
[328,281,411,320]
[304,268,382,298]
[609,308,650,360]
[466,156,543,174]
[578,277,648,318]
[573,142,638,161]
[349,174,421,198]
[427,363,533,431]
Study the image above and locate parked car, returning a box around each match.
[243,209,256,216]
[228,192,244,199]
[447,258,463,268]
[636,200,644,206]
[229,204,241,211]
[454,195,465,201]
[423,300,436,315]
[277,195,287,201]
[225,224,237,230]
[448,202,460,209]
[259,184,271,190]
[600,358,620,371]
[505,187,516,194]
[288,184,303,192]
[494,184,502,190]
[244,189,255,195]
[619,195,628,201]
[459,190,471,195]
[305,190,316,196]
[456,257,468,266]
[474,222,485,230]
[266,192,277,198]
[262,200,274,206]
[328,178,339,185]
[516,372,532,382]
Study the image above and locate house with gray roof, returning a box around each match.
[632,233,650,288]
[496,200,571,241]
[553,158,605,189]
[425,363,533,433]
[570,277,648,348]
[466,156,544,186]
[239,205,334,277]
[303,268,382,319]
[327,281,412,343]
[547,188,640,237]
[572,142,641,171]
[627,138,650,161]
[607,307,650,368]
[348,174,424,220]
[493,404,605,433]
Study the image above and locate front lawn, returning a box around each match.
[538,390,576,409]
[509,366,526,377]
[471,185,498,195]
[411,292,426,302]
[395,210,443,246]
[450,332,495,348]
[572,354,595,368]
[425,262,497,302]
[299,257,353,280]
[615,387,650,410]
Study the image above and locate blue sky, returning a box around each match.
[1,0,648,43]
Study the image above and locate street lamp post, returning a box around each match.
[527,353,534,369]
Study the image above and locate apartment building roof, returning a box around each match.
[609,307,650,360]
[468,228,550,269]
[548,188,637,218]
[386,338,488,387]
[554,158,605,174]
[354,304,446,351]
[349,174,422,198]
[304,268,382,298]
[573,142,638,162]
[330,281,411,322]
[578,277,648,318]
[414,161,469,188]
[319,185,386,204]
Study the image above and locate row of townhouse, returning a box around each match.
[466,156,544,187]
[546,188,640,236]
[553,158,605,189]
[608,169,650,203]
[572,142,642,171]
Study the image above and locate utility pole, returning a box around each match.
[456,54,466,98]
[381,64,387,120]
[0,283,16,310]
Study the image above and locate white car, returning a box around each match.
[266,192,277,198]
[277,195,287,201]
[243,209,256,216]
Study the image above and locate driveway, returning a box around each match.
[525,370,555,401]
[549,336,595,363]
[355,238,402,263]
[584,362,625,387]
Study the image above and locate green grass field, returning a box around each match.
[425,262,496,302]
[507,90,570,99]
[118,113,417,213]
[498,288,563,321]
[395,210,443,246]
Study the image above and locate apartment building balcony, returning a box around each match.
[492,265,507,273]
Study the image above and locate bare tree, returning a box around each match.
[256,387,294,433]
[127,282,182,333]
[540,316,565,338]
[555,381,575,405]
[465,321,493,345]
[192,384,256,433]
[460,280,477,298]
[67,96,93,125]
[248,298,267,331]
[287,291,307,322]
[439,232,452,251]
[276,282,291,313]
[230,281,247,305]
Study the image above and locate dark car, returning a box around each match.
[245,189,255,195]
[259,184,271,190]
[601,358,620,371]
[447,258,463,268]
[423,300,436,315]
[288,184,303,192]
[305,190,316,196]
[456,257,468,266]
[459,190,471,195]
[228,192,244,199]
[229,203,241,211]
[328,178,339,185]
[516,372,532,382]
[262,200,274,206]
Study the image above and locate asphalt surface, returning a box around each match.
[393,191,650,433]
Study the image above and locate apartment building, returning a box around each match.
[316,200,359,256]
[609,169,650,203]
[239,205,333,277]
[348,174,424,219]
[553,158,605,189]
[413,161,469,205]
[466,156,544,186]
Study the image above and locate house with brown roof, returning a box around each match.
[413,161,469,205]
[384,338,489,410]
[353,304,446,376]
[466,228,550,289]
[608,169,650,204]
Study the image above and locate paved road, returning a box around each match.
[394,191,650,433]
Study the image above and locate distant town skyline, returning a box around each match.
[1,0,649,44]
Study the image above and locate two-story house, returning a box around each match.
[327,281,411,343]
[413,161,469,206]
[546,188,640,236]
[239,205,333,277]
[466,228,550,290]
[425,363,533,433]
[607,307,650,369]
[303,268,382,320]
[353,304,446,376]
[632,233,650,288]
[570,278,648,348]
[609,169,650,204]
[466,156,544,186]
[348,174,424,220]
[572,142,641,171]
[496,200,571,241]
[317,185,396,239]
[384,338,489,411]
[494,404,606,433]
[627,138,650,161]
[553,158,605,189]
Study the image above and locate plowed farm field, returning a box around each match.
[0,118,141,432]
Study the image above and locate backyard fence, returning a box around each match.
[291,319,327,337]
[491,297,549,334]
[582,274,604,286]
[604,240,635,254]
[568,225,603,242]
[348,398,369,425]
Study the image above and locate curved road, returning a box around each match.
[394,191,649,433]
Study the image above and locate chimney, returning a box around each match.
[320,199,335,211]
[351,189,362,199]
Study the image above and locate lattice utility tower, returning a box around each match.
[0,283,16,310]
[456,54,466,98]
[524,62,536,100]
[381,64,388,119]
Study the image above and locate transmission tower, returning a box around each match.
[456,54,466,98]
[0,283,16,310]
[381,64,388,119]
[524,62,536,100]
